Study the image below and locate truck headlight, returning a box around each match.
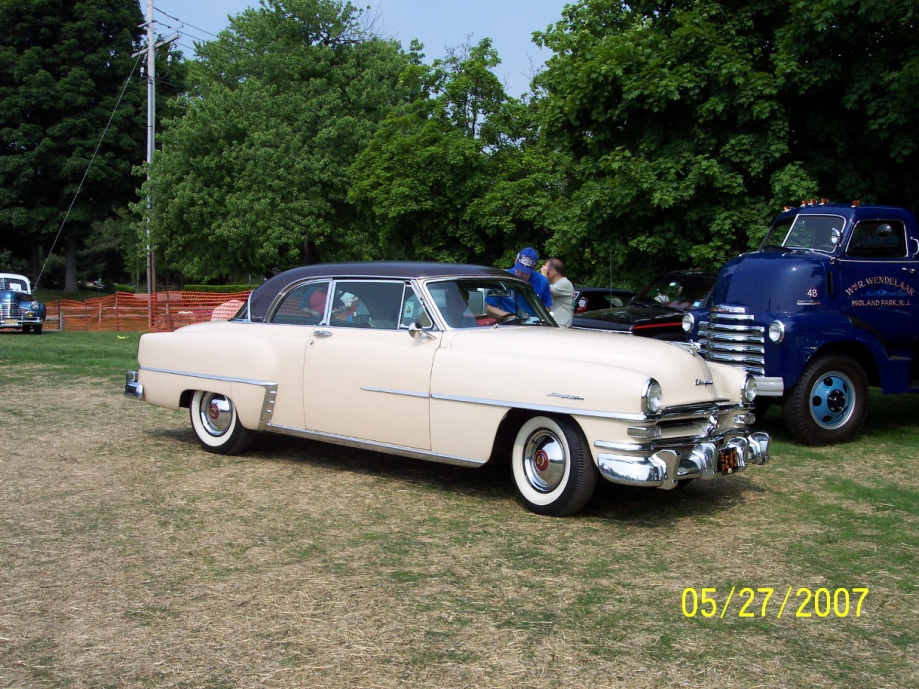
[742,375,757,403]
[642,378,663,414]
[768,319,785,343]
[682,313,694,333]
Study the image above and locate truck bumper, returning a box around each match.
[596,431,770,490]
[754,376,784,397]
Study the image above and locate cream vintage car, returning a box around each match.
[125,262,770,516]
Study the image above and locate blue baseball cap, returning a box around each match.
[513,247,539,275]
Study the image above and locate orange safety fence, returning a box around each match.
[43,291,253,332]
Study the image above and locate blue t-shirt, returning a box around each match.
[487,269,553,317]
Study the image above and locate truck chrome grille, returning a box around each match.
[697,309,765,376]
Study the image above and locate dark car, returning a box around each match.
[572,272,715,341]
[0,273,46,334]
[573,286,637,314]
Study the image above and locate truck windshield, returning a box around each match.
[761,214,845,253]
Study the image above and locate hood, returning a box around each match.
[573,303,683,329]
[443,326,744,409]
[712,251,828,314]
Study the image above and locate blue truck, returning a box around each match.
[0,273,46,334]
[682,200,919,445]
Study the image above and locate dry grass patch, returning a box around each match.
[1,370,917,688]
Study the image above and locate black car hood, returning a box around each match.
[573,303,684,329]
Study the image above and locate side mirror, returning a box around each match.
[877,223,893,238]
[408,322,433,339]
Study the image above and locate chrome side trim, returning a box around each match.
[361,386,431,399]
[139,366,278,430]
[140,366,275,388]
[264,423,486,468]
[431,392,647,421]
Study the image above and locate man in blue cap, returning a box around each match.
[485,247,553,320]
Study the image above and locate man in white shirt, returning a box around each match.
[541,258,574,328]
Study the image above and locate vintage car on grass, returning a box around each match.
[573,272,716,341]
[0,273,46,334]
[125,262,770,516]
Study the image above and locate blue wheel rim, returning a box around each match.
[809,371,855,430]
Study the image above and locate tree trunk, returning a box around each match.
[64,236,78,293]
[30,240,42,289]
[302,238,321,265]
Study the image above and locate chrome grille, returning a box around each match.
[0,301,20,319]
[698,309,765,375]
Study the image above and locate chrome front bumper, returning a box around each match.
[597,432,770,490]
[124,370,143,399]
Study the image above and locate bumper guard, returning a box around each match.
[597,432,770,490]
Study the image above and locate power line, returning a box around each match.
[36,54,144,286]
[154,8,221,39]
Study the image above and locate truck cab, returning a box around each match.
[683,201,919,444]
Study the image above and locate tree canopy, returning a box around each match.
[534,0,919,285]
[142,0,409,282]
[0,0,154,289]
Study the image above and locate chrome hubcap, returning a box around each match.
[523,429,566,493]
[199,393,232,436]
[810,372,855,429]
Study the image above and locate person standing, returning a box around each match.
[541,258,574,328]
[486,247,553,320]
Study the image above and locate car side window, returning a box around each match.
[845,221,907,259]
[400,285,433,329]
[330,280,406,329]
[270,280,331,325]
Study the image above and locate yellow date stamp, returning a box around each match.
[681,587,869,619]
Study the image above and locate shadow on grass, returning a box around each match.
[149,424,769,523]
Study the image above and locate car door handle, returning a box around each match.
[312,330,333,338]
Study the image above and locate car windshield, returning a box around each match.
[0,277,29,293]
[632,274,714,310]
[761,214,845,253]
[426,278,556,328]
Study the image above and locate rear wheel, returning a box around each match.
[783,353,868,445]
[511,415,597,517]
[189,390,254,454]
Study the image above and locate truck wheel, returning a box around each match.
[783,354,868,445]
[189,390,254,455]
[511,415,597,517]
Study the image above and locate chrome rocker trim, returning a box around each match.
[596,431,770,490]
[266,423,486,469]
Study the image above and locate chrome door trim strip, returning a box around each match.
[360,386,431,399]
[430,392,647,421]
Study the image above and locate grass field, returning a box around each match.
[1,331,917,688]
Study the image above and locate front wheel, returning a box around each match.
[783,354,868,445]
[189,390,254,455]
[511,415,597,517]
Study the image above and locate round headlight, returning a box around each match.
[742,375,757,404]
[31,301,40,310]
[768,319,785,343]
[682,312,695,333]
[642,378,663,414]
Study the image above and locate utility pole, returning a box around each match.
[133,0,178,325]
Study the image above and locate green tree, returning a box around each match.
[535,0,919,286]
[0,0,171,290]
[142,0,408,283]
[349,38,562,267]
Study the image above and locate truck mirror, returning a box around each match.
[877,223,893,238]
